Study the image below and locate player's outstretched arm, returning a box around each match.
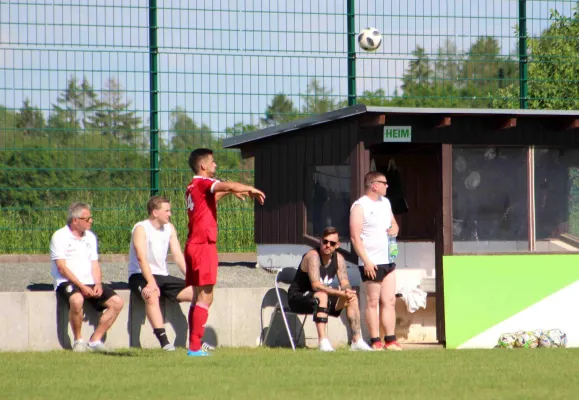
[213,181,265,204]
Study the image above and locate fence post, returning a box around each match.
[149,0,160,196]
[519,0,528,110]
[347,0,356,106]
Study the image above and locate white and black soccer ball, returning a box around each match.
[358,27,382,52]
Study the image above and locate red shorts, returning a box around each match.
[185,242,218,287]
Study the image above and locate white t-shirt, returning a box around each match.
[128,220,172,277]
[351,195,393,266]
[50,225,99,289]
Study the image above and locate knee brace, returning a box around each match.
[312,298,329,323]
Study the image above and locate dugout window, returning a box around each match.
[305,165,351,243]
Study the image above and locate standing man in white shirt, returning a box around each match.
[128,196,195,351]
[349,171,402,351]
[50,202,124,353]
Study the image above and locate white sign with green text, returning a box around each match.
[383,126,412,142]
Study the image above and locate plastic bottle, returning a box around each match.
[388,227,398,264]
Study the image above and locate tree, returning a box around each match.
[261,94,299,126]
[400,46,433,98]
[301,79,338,115]
[88,78,142,142]
[495,5,579,110]
[52,76,100,129]
[16,99,45,137]
[169,108,214,150]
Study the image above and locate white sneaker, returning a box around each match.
[72,340,87,353]
[350,339,374,351]
[87,341,110,353]
[318,338,335,352]
[162,343,176,351]
[201,342,216,352]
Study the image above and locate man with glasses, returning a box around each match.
[50,202,124,353]
[350,171,402,351]
[287,226,372,352]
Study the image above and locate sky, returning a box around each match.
[0,0,575,141]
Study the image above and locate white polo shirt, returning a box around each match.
[351,195,393,266]
[127,219,171,278]
[50,225,99,289]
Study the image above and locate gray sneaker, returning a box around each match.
[72,340,87,353]
[201,342,215,351]
[87,341,110,353]
[162,343,176,351]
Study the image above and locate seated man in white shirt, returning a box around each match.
[127,196,196,351]
[50,202,124,353]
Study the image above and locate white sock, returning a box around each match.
[88,340,102,346]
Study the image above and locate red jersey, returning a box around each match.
[185,176,219,244]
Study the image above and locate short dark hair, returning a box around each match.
[188,148,214,174]
[322,226,339,238]
[364,171,386,190]
[147,196,170,215]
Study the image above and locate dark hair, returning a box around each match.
[322,226,339,237]
[147,196,170,216]
[188,148,214,174]
[364,171,386,190]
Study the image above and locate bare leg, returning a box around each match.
[313,291,329,340]
[90,295,124,342]
[379,270,397,336]
[143,294,164,329]
[176,286,194,303]
[69,293,84,341]
[364,281,381,338]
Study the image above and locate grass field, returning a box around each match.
[1,348,579,399]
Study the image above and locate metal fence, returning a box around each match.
[0,0,577,253]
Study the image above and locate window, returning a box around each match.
[452,147,528,253]
[305,165,351,241]
[534,148,579,252]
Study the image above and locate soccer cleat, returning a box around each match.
[371,341,384,351]
[72,340,87,353]
[318,338,335,352]
[87,341,110,353]
[350,339,374,351]
[385,341,403,351]
[162,343,176,351]
[187,349,210,357]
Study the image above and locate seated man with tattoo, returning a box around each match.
[287,226,373,352]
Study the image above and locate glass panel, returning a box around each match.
[534,148,579,252]
[452,147,528,253]
[305,165,351,242]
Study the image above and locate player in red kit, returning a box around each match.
[185,148,265,356]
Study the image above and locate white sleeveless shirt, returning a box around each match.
[128,220,172,277]
[351,195,393,266]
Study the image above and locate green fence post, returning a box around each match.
[519,0,528,110]
[347,0,356,106]
[149,0,160,196]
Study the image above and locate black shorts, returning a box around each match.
[56,282,117,312]
[359,263,396,283]
[128,274,186,303]
[287,291,342,317]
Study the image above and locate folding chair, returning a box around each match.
[262,267,309,351]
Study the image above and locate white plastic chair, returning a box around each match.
[262,267,309,351]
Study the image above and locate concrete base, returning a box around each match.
[0,288,437,351]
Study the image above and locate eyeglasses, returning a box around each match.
[322,239,338,246]
[78,216,93,222]
[372,180,388,185]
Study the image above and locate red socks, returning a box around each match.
[188,303,209,351]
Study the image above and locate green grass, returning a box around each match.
[1,348,579,399]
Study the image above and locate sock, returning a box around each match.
[188,303,209,351]
[370,337,381,344]
[88,340,102,346]
[384,335,397,344]
[153,328,170,348]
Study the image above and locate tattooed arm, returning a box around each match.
[335,253,356,303]
[303,251,347,298]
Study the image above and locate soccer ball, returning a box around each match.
[497,333,516,349]
[525,332,539,349]
[358,27,382,52]
[548,329,567,348]
[538,334,553,348]
[514,332,532,348]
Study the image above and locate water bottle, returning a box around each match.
[388,228,398,264]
